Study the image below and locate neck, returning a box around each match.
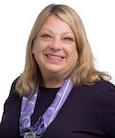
[41,76,65,88]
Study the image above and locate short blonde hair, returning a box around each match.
[16,4,110,96]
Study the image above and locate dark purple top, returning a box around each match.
[0,79,115,138]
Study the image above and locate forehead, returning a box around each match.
[40,15,74,35]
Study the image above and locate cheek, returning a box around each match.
[33,42,44,55]
[69,47,78,65]
[32,44,42,63]
[71,51,78,64]
[66,45,78,59]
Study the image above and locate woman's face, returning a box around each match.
[32,15,78,79]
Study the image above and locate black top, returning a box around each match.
[0,79,115,138]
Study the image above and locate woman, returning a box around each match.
[0,4,115,138]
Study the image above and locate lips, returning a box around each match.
[45,53,65,64]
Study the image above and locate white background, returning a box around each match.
[0,0,115,121]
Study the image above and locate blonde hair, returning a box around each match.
[16,4,111,96]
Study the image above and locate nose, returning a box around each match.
[50,37,62,51]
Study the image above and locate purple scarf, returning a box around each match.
[19,78,73,137]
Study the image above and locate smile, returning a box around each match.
[45,53,65,64]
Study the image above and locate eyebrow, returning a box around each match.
[39,28,74,35]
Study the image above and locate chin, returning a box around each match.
[45,65,65,73]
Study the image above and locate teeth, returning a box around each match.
[45,54,64,64]
[47,54,63,59]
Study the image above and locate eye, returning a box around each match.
[63,37,74,41]
[40,34,52,38]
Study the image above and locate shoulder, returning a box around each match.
[9,77,20,95]
[88,80,115,133]
[4,77,21,105]
[72,80,115,136]
[75,79,115,93]
[2,77,22,117]
[91,79,115,91]
[73,79,115,114]
[1,78,22,136]
[73,79,115,105]
[90,80,115,101]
